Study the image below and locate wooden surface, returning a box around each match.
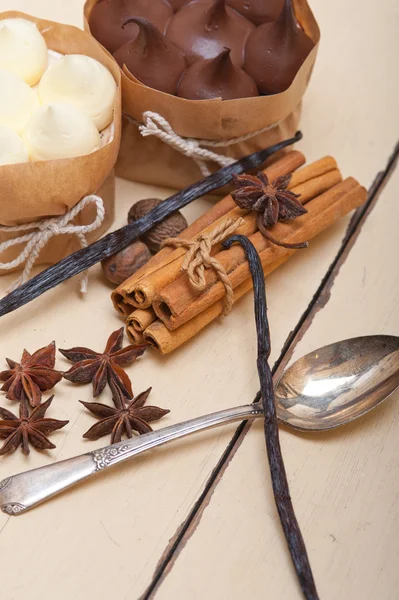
[0,1,398,599]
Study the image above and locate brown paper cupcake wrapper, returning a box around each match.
[84,0,319,190]
[0,171,115,275]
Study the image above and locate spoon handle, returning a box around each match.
[0,403,263,515]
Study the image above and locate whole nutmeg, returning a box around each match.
[101,241,152,285]
[128,198,188,253]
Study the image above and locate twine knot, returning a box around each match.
[45,222,62,235]
[184,139,200,159]
[0,194,105,293]
[162,216,245,315]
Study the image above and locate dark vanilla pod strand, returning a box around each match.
[0,132,302,318]
[256,217,309,249]
[222,234,319,600]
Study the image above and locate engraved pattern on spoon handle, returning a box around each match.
[0,404,263,515]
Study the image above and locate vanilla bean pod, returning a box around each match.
[223,234,319,600]
[0,132,302,318]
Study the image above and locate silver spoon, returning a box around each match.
[1,335,398,516]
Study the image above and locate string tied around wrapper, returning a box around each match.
[0,195,105,293]
[129,111,282,177]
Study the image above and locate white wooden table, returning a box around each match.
[0,1,398,599]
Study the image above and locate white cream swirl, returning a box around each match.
[38,54,117,131]
[22,102,101,161]
[0,126,29,166]
[0,69,40,134]
[0,18,48,85]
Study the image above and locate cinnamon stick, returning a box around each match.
[117,298,138,317]
[290,169,342,204]
[144,259,288,355]
[126,325,146,345]
[289,155,337,187]
[154,169,343,329]
[143,181,366,353]
[112,151,306,313]
[127,308,156,332]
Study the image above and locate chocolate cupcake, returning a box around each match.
[177,48,259,100]
[244,0,314,94]
[114,17,186,94]
[166,0,254,67]
[89,0,173,54]
[227,0,284,25]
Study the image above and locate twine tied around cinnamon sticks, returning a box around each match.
[162,216,245,315]
[0,195,105,293]
[126,111,282,177]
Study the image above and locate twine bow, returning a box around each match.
[134,111,282,178]
[162,216,245,315]
[0,195,105,293]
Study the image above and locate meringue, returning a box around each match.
[22,103,101,161]
[226,0,284,25]
[0,69,40,134]
[177,48,259,100]
[0,18,48,86]
[88,0,173,54]
[114,18,186,95]
[244,0,314,94]
[166,0,254,67]
[38,54,117,131]
[0,126,29,166]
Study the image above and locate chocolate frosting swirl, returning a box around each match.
[114,17,186,95]
[177,48,259,100]
[89,0,173,54]
[244,0,314,94]
[226,0,284,25]
[166,0,254,67]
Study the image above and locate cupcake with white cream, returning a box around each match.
[0,69,39,134]
[0,126,29,166]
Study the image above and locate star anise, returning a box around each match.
[80,380,170,444]
[0,341,63,407]
[231,172,309,249]
[60,328,147,398]
[0,397,69,455]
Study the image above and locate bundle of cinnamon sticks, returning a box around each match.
[112,151,366,354]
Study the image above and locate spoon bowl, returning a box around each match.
[276,335,399,431]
